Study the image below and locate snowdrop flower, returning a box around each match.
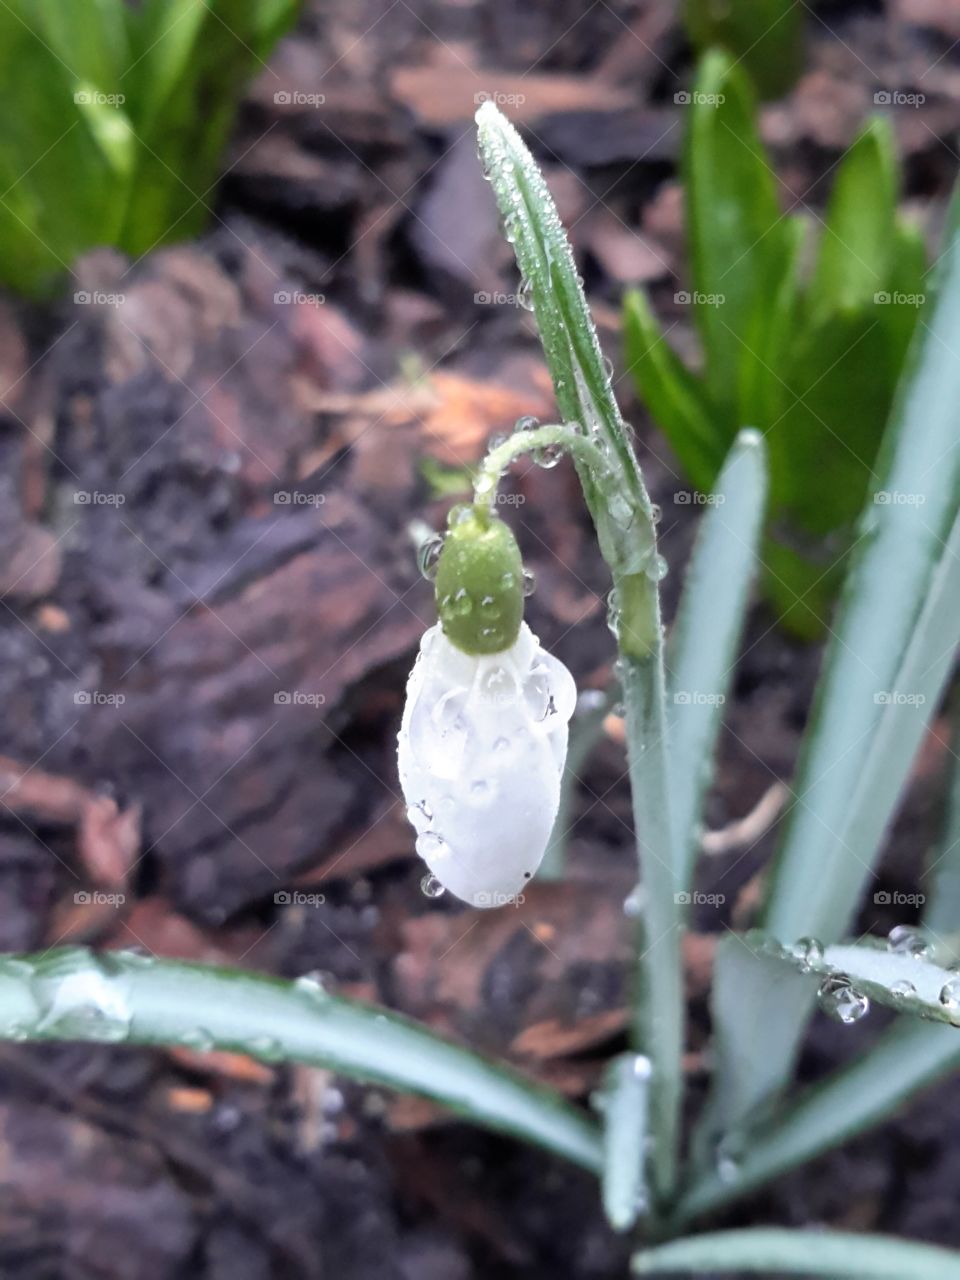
[398,505,576,908]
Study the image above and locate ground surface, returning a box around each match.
[1,0,960,1276]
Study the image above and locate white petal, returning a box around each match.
[397,623,575,907]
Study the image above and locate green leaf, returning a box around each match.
[635,1228,960,1277]
[679,1017,960,1221]
[684,52,793,426]
[682,0,804,99]
[810,118,897,317]
[476,102,682,1207]
[744,932,960,1026]
[701,186,960,1137]
[0,949,602,1172]
[924,698,960,934]
[599,1053,652,1232]
[27,0,130,93]
[667,429,767,890]
[622,287,723,492]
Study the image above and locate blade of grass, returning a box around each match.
[923,695,960,934]
[0,948,601,1172]
[635,1228,960,1277]
[678,1017,960,1221]
[666,429,767,891]
[702,184,960,1139]
[475,101,681,1205]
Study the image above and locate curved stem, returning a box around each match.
[474,423,610,508]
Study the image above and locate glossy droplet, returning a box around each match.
[792,937,824,973]
[479,594,501,619]
[493,736,510,752]
[513,415,539,435]
[645,553,669,582]
[420,872,446,899]
[889,979,917,1000]
[448,588,473,618]
[606,588,621,638]
[522,667,553,721]
[887,924,931,959]
[417,535,444,580]
[31,951,133,1044]
[817,975,870,1025]
[479,664,516,702]
[294,972,330,1002]
[603,355,615,379]
[447,503,474,528]
[650,503,662,525]
[249,1035,284,1063]
[623,885,643,918]
[416,831,449,861]
[181,1027,215,1052]
[715,1135,744,1185]
[518,278,535,311]
[522,568,536,598]
[938,977,960,1011]
[532,440,564,469]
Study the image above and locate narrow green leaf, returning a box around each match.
[810,118,897,316]
[0,949,602,1172]
[680,1018,960,1221]
[635,1228,960,1277]
[745,932,960,1026]
[476,102,682,1206]
[667,429,767,890]
[682,0,804,99]
[622,287,723,492]
[702,185,960,1135]
[684,52,793,423]
[924,699,960,934]
[599,1053,651,1232]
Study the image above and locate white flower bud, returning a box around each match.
[397,622,576,907]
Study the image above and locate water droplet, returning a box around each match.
[446,503,474,528]
[479,594,500,619]
[31,950,132,1043]
[792,937,824,973]
[417,534,443,580]
[294,972,330,1003]
[606,588,621,638]
[514,415,539,435]
[420,872,446,899]
[715,1135,744,1184]
[889,979,917,1000]
[181,1027,215,1052]
[817,975,870,1024]
[532,441,564,469]
[479,664,516,702]
[632,1054,652,1079]
[416,831,450,861]
[939,977,960,1010]
[470,779,491,797]
[500,570,517,591]
[523,666,554,721]
[650,503,662,524]
[603,355,614,379]
[521,568,536,597]
[449,588,473,617]
[249,1035,284,1063]
[887,924,931,959]
[623,885,643,918]
[644,553,669,582]
[518,278,535,311]
[493,736,510,752]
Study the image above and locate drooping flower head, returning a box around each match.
[398,503,576,908]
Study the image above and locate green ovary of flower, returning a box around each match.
[434,504,524,655]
